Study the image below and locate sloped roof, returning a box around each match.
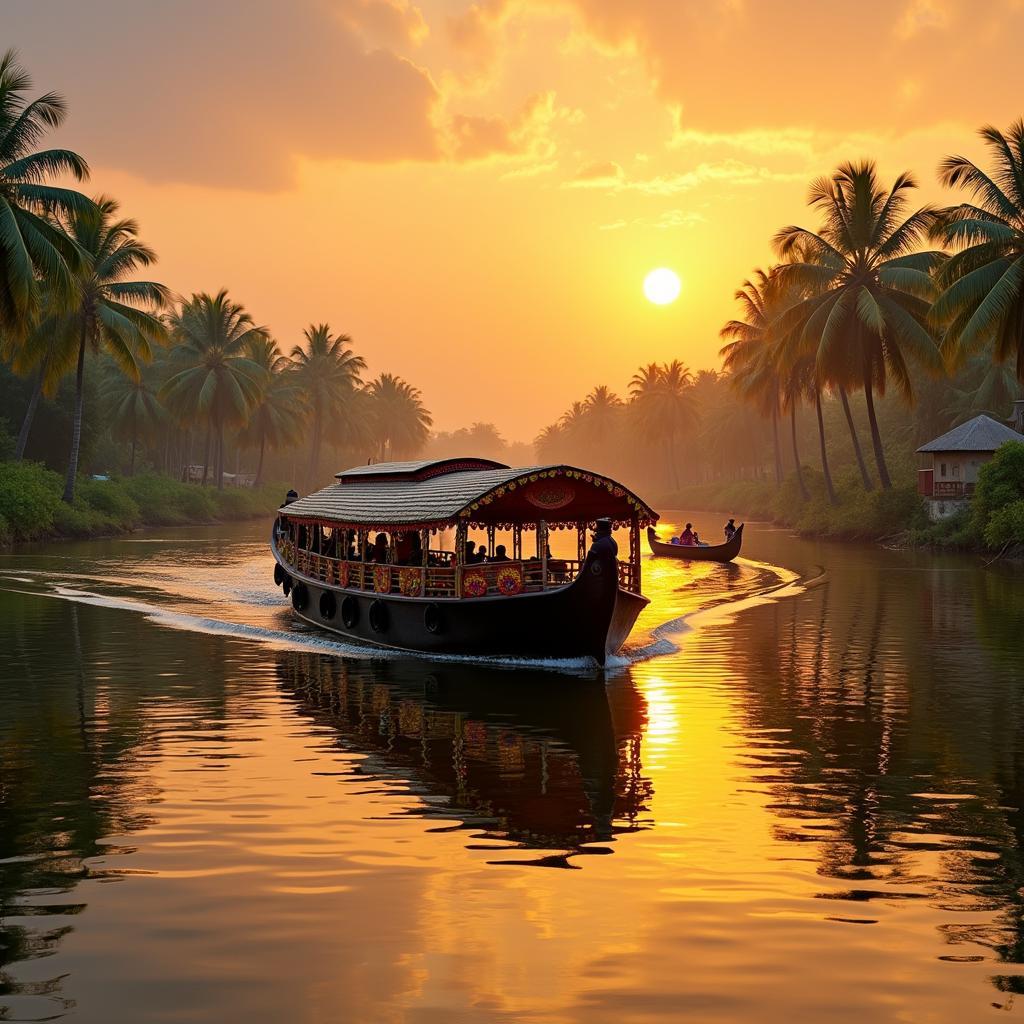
[916,414,1024,453]
[281,460,658,528]
[335,458,507,482]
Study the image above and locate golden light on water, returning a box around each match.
[643,268,681,305]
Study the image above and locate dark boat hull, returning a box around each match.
[272,538,647,666]
[647,524,743,562]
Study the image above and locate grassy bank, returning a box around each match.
[657,442,1024,553]
[0,462,284,544]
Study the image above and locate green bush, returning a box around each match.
[0,461,62,539]
[78,478,141,527]
[984,499,1024,549]
[971,442,1024,549]
[52,500,117,538]
[0,464,283,544]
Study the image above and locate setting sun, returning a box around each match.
[643,268,681,305]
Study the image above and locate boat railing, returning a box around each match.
[276,536,593,597]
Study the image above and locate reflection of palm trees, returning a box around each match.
[721,554,1024,979]
[275,652,651,855]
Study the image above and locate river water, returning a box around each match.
[1,517,1023,1022]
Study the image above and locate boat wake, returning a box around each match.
[0,551,809,674]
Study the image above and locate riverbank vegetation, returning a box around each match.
[0,51,434,543]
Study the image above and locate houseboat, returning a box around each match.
[270,458,659,665]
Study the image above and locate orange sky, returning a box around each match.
[3,0,1023,439]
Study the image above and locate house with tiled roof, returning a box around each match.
[916,413,1024,520]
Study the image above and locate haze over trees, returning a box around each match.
[0,48,1021,544]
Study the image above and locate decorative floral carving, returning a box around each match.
[373,565,392,593]
[398,568,423,597]
[524,480,576,510]
[495,565,523,596]
[462,572,488,597]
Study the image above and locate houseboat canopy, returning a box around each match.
[282,458,658,531]
[916,414,1024,454]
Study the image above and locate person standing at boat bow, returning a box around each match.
[590,518,618,559]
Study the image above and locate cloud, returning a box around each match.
[570,160,625,184]
[555,0,1024,134]
[565,158,803,194]
[334,0,430,47]
[599,208,706,231]
[0,0,441,189]
[447,91,569,162]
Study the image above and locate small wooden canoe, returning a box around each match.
[647,524,743,563]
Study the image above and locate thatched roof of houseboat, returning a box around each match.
[916,414,1024,454]
[281,459,658,530]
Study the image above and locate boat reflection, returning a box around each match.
[275,653,652,864]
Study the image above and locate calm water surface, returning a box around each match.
[1,517,1023,1022]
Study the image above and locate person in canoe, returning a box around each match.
[678,523,696,546]
[724,518,737,541]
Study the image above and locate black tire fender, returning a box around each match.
[282,574,292,596]
[319,590,337,620]
[291,582,309,611]
[368,599,389,634]
[424,602,442,634]
[274,563,285,587]
[341,595,359,628]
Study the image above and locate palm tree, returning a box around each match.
[720,269,786,485]
[534,423,564,462]
[582,385,624,449]
[100,360,165,475]
[774,161,945,489]
[290,324,365,485]
[779,359,812,501]
[366,373,432,460]
[57,197,170,502]
[161,291,265,489]
[7,295,79,459]
[942,353,1019,425]
[930,120,1024,382]
[628,360,696,488]
[237,336,305,485]
[0,49,91,341]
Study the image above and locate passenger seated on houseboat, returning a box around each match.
[284,488,298,505]
[371,533,390,563]
[408,532,423,565]
[464,540,477,564]
[394,531,413,564]
[491,544,510,562]
[476,546,489,563]
[679,523,696,546]
[590,517,618,558]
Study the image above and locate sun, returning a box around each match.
[643,267,681,305]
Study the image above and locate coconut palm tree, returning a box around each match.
[774,161,945,489]
[0,49,91,341]
[581,385,624,449]
[290,324,364,486]
[100,360,165,475]
[628,360,696,488]
[161,291,265,489]
[8,295,79,459]
[720,269,786,485]
[930,120,1024,382]
[534,423,563,462]
[56,196,170,502]
[237,336,305,485]
[366,373,432,460]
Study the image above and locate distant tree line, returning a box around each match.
[536,123,1024,500]
[0,51,433,499]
